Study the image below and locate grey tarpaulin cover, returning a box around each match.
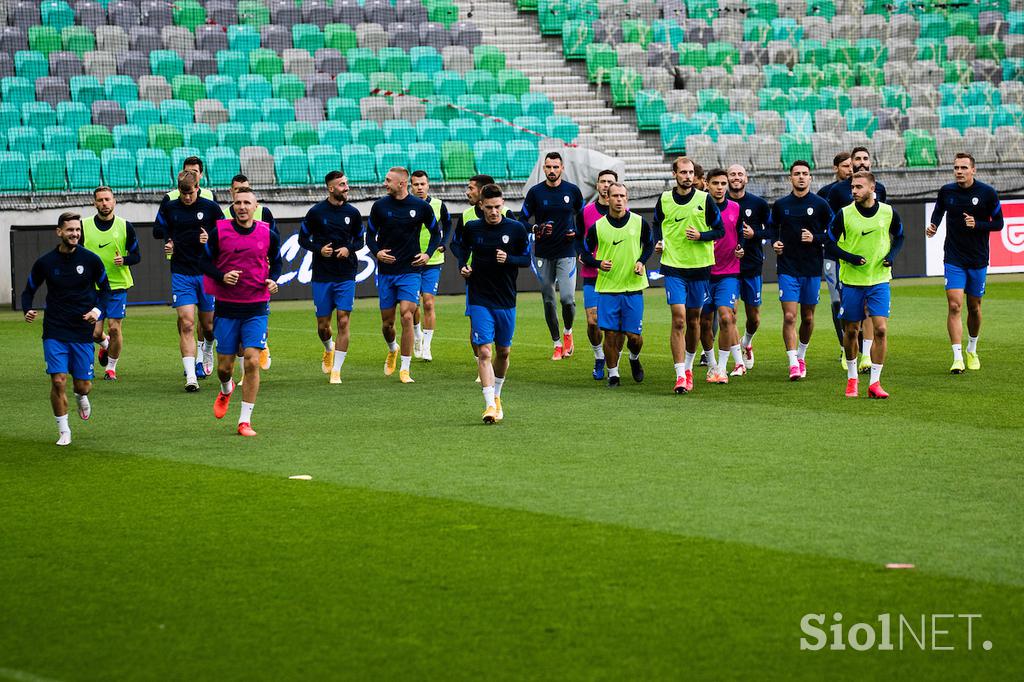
[524,147,627,204]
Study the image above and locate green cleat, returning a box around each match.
[965,351,981,371]
[950,358,966,374]
[857,355,872,374]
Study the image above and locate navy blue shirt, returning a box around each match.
[200,220,283,319]
[22,246,111,343]
[930,180,1003,270]
[521,180,585,260]
[730,191,771,276]
[366,194,440,275]
[80,216,142,273]
[826,177,887,213]
[769,192,834,277]
[299,200,365,282]
[826,202,906,265]
[652,188,724,280]
[154,196,225,276]
[817,180,838,199]
[459,217,532,309]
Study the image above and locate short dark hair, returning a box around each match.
[832,152,851,166]
[789,160,811,173]
[93,186,113,197]
[469,174,495,186]
[231,173,249,185]
[411,169,429,180]
[544,151,562,163]
[233,187,256,197]
[58,211,81,228]
[955,152,976,167]
[480,183,503,200]
[693,162,705,179]
[706,168,728,181]
[182,156,204,173]
[851,146,870,158]
[324,170,344,184]
[597,169,618,181]
[852,171,876,185]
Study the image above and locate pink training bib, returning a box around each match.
[581,202,605,279]
[204,219,271,304]
[711,199,741,277]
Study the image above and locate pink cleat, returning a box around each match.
[845,378,858,398]
[868,382,889,399]
[789,364,802,381]
[798,358,807,378]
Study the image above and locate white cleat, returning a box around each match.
[743,345,755,370]
[56,431,71,446]
[413,336,423,359]
[422,346,432,362]
[185,379,200,393]
[77,396,91,420]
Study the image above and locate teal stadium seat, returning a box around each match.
[206,147,240,186]
[67,149,100,190]
[137,149,172,188]
[274,145,310,184]
[30,150,66,190]
[408,143,442,179]
[0,152,31,191]
[474,140,508,179]
[342,144,376,183]
[102,149,138,190]
[308,145,342,181]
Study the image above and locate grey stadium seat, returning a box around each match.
[108,1,141,28]
[315,48,346,75]
[84,51,117,80]
[138,75,172,104]
[295,97,325,123]
[117,51,150,80]
[334,0,365,27]
[195,99,229,127]
[36,77,70,106]
[301,0,334,27]
[50,52,84,79]
[75,1,108,28]
[388,23,420,51]
[140,0,173,29]
[130,27,162,55]
[185,51,218,79]
[0,27,29,53]
[872,130,905,169]
[268,0,299,28]
[304,73,336,102]
[753,110,784,136]
[451,22,482,49]
[284,49,315,77]
[359,23,390,50]
[442,46,472,73]
[748,134,782,172]
[907,107,940,130]
[196,25,229,54]
[0,53,14,79]
[240,147,276,186]
[261,25,292,54]
[96,26,130,54]
[814,109,845,134]
[93,100,127,129]
[209,0,239,27]
[394,95,425,123]
[364,0,397,26]
[396,0,427,24]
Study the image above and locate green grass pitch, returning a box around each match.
[1,277,1022,680]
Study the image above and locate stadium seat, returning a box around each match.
[217,50,249,78]
[0,151,31,191]
[337,73,370,100]
[307,144,342,181]
[341,144,376,183]
[904,129,937,167]
[441,140,474,181]
[42,124,76,153]
[148,123,184,152]
[204,146,239,185]
[408,142,442,179]
[411,46,443,75]
[473,140,507,179]
[547,115,579,142]
[324,23,358,52]
[585,43,617,84]
[273,144,309,184]
[15,50,48,81]
[8,126,42,155]
[30,150,66,190]
[284,121,318,149]
[263,98,296,124]
[351,120,385,149]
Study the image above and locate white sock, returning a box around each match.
[74,392,90,417]
[847,359,858,379]
[56,414,69,433]
[183,356,197,382]
[414,323,423,339]
[554,339,563,348]
[797,342,809,360]
[239,401,254,424]
[870,363,883,385]
[730,344,743,366]
[99,336,109,349]
[967,336,978,353]
[332,349,347,372]
[220,378,234,394]
[592,344,604,359]
[322,337,334,352]
[674,362,685,378]
[388,340,399,352]
[563,328,572,336]
[786,350,799,367]
[608,365,620,377]
[482,385,496,408]
[423,329,434,346]
[861,339,873,357]
[952,343,963,361]
[400,355,411,371]
[742,331,755,348]
[684,351,696,371]
[107,357,119,371]
[718,349,730,371]
[494,376,505,397]
[628,351,640,361]
[706,351,718,373]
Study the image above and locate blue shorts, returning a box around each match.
[703,276,739,313]
[312,280,355,316]
[419,265,442,297]
[377,272,421,310]
[469,305,516,347]
[944,263,987,298]
[740,274,762,306]
[99,289,128,320]
[43,338,94,379]
[664,275,710,309]
[778,274,821,305]
[171,273,214,312]
[214,315,268,352]
[583,280,599,309]
[839,283,891,321]
[598,292,644,335]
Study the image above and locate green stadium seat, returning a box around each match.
[784,110,813,134]
[537,0,570,35]
[184,123,217,152]
[42,1,75,30]
[498,70,530,97]
[919,15,948,40]
[441,140,475,181]
[403,72,433,98]
[678,43,707,70]
[160,100,194,129]
[104,76,139,107]
[622,19,652,48]
[517,0,539,11]
[466,70,499,97]
[585,43,617,84]
[174,0,207,30]
[915,38,945,63]
[173,75,206,105]
[22,102,57,132]
[317,121,352,148]
[308,145,342,181]
[819,86,851,111]
[351,120,384,148]
[43,125,77,153]
[383,120,417,147]
[507,139,538,179]
[263,98,296,124]
[780,133,813,170]
[610,67,640,107]
[136,148,171,188]
[408,142,442,179]
[410,47,443,75]
[428,2,459,28]
[324,24,357,52]
[882,85,910,111]
[764,65,794,91]
[327,98,361,124]
[690,112,720,140]
[150,51,184,80]
[0,152,31,191]
[237,1,270,27]
[474,140,508,179]
[217,123,250,151]
[826,39,855,67]
[285,121,318,149]
[697,88,729,114]
[944,60,972,84]
[29,27,62,56]
[845,108,878,136]
[149,123,184,152]
[976,36,1005,62]
[2,78,34,107]
[125,101,158,129]
[239,74,272,101]
[417,119,449,147]
[113,124,146,152]
[856,38,886,68]
[1002,58,1024,82]
[62,26,95,57]
[250,122,283,150]
[65,149,99,190]
[759,88,788,113]
[433,71,466,99]
[474,45,506,75]
[250,49,283,78]
[904,129,937,167]
[822,63,855,89]
[807,0,836,19]
[856,64,884,87]
[206,146,240,185]
[293,24,324,54]
[379,48,412,76]
[794,63,824,89]
[660,113,691,154]
[426,96,458,123]
[375,143,408,176]
[790,88,821,113]
[456,94,487,117]
[949,12,978,39]
[798,41,827,68]
[9,127,42,155]
[342,144,376,183]
[273,145,310,184]
[687,0,719,21]
[562,20,592,60]
[217,50,249,78]
[30,150,66,190]
[78,124,112,155]
[369,72,402,94]
[15,51,49,81]
[521,93,554,119]
[70,76,104,107]
[547,115,578,142]
[346,48,380,76]
[449,118,482,146]
[100,148,136,188]
[204,76,237,105]
[337,73,370,100]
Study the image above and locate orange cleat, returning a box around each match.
[237,422,257,437]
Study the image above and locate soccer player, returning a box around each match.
[22,212,111,446]
[818,152,854,365]
[82,186,140,381]
[225,173,277,370]
[409,169,451,362]
[770,161,834,380]
[164,156,216,202]
[653,157,724,394]
[366,167,440,383]
[926,152,1004,373]
[298,171,363,384]
[459,184,531,423]
[579,169,616,379]
[154,170,225,391]
[727,164,771,371]
[520,151,585,360]
[701,169,746,383]
[827,171,904,398]
[202,188,282,436]
[580,182,653,387]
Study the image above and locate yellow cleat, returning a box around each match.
[399,369,414,383]
[494,396,503,422]
[329,370,342,384]
[321,349,332,374]
[259,346,271,370]
[482,405,497,424]
[384,350,398,376]
[950,357,966,374]
[858,355,872,374]
[965,351,981,370]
